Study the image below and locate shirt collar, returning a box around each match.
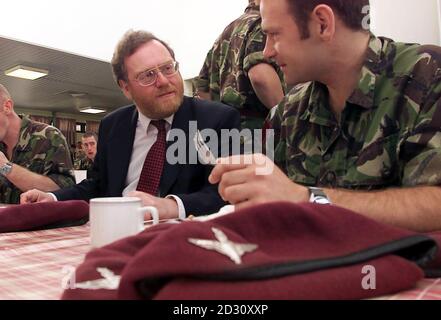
[15,114,33,152]
[137,111,174,132]
[347,33,384,109]
[301,82,337,127]
[304,33,384,126]
[1,114,33,155]
[245,2,259,13]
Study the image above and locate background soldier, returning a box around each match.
[0,83,75,204]
[196,0,285,131]
[75,132,98,172]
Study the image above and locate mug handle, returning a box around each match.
[139,206,159,225]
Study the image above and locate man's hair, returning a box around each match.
[111,29,176,84]
[82,132,98,142]
[287,0,370,39]
[0,84,12,103]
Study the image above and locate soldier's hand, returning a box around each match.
[209,153,309,210]
[20,189,55,204]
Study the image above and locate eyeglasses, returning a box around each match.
[133,61,179,86]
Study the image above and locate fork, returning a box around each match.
[193,130,217,165]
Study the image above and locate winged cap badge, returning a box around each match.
[188,227,258,265]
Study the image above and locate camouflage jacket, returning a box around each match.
[270,35,441,190]
[196,3,284,124]
[0,115,75,204]
[74,157,93,171]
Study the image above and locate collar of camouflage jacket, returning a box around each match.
[15,114,34,152]
[245,3,259,13]
[0,114,32,155]
[305,33,385,126]
[346,33,384,109]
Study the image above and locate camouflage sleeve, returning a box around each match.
[196,48,213,92]
[268,96,287,172]
[43,128,76,188]
[243,23,278,73]
[401,80,441,187]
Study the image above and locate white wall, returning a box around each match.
[0,0,246,79]
[370,0,440,45]
[1,0,441,79]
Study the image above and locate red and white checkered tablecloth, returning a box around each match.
[0,224,440,300]
[376,278,441,300]
[0,224,90,300]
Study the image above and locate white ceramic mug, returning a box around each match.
[89,197,159,248]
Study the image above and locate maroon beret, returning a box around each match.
[62,202,441,300]
[0,200,89,232]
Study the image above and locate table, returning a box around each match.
[0,224,440,300]
[0,225,90,299]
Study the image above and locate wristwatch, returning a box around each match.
[308,187,332,205]
[0,162,13,176]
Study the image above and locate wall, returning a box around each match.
[15,107,104,122]
[370,0,441,45]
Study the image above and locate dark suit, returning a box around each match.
[54,97,241,215]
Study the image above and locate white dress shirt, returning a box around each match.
[122,112,186,219]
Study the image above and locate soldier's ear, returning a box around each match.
[311,5,335,42]
[2,99,14,115]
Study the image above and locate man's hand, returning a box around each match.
[209,154,309,210]
[20,189,55,204]
[128,191,179,221]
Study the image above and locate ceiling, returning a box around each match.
[0,35,130,117]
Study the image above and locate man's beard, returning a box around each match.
[136,84,184,119]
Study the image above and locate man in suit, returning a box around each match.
[21,30,240,221]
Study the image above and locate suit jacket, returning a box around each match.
[54,97,241,215]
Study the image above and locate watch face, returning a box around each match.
[314,196,331,205]
[0,163,12,176]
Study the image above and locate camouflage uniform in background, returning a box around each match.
[0,115,75,204]
[73,149,86,167]
[196,2,285,131]
[74,157,93,171]
[270,35,441,190]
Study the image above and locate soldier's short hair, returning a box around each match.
[111,30,176,84]
[82,132,98,142]
[0,83,12,103]
[287,0,370,39]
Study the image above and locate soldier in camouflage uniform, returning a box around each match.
[209,0,441,232]
[74,156,93,171]
[196,0,285,131]
[0,84,75,204]
[73,141,86,167]
[74,132,98,179]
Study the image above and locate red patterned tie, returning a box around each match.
[136,120,167,195]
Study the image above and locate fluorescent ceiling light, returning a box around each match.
[4,65,49,80]
[70,92,87,98]
[79,107,106,114]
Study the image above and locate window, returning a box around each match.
[76,122,86,133]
